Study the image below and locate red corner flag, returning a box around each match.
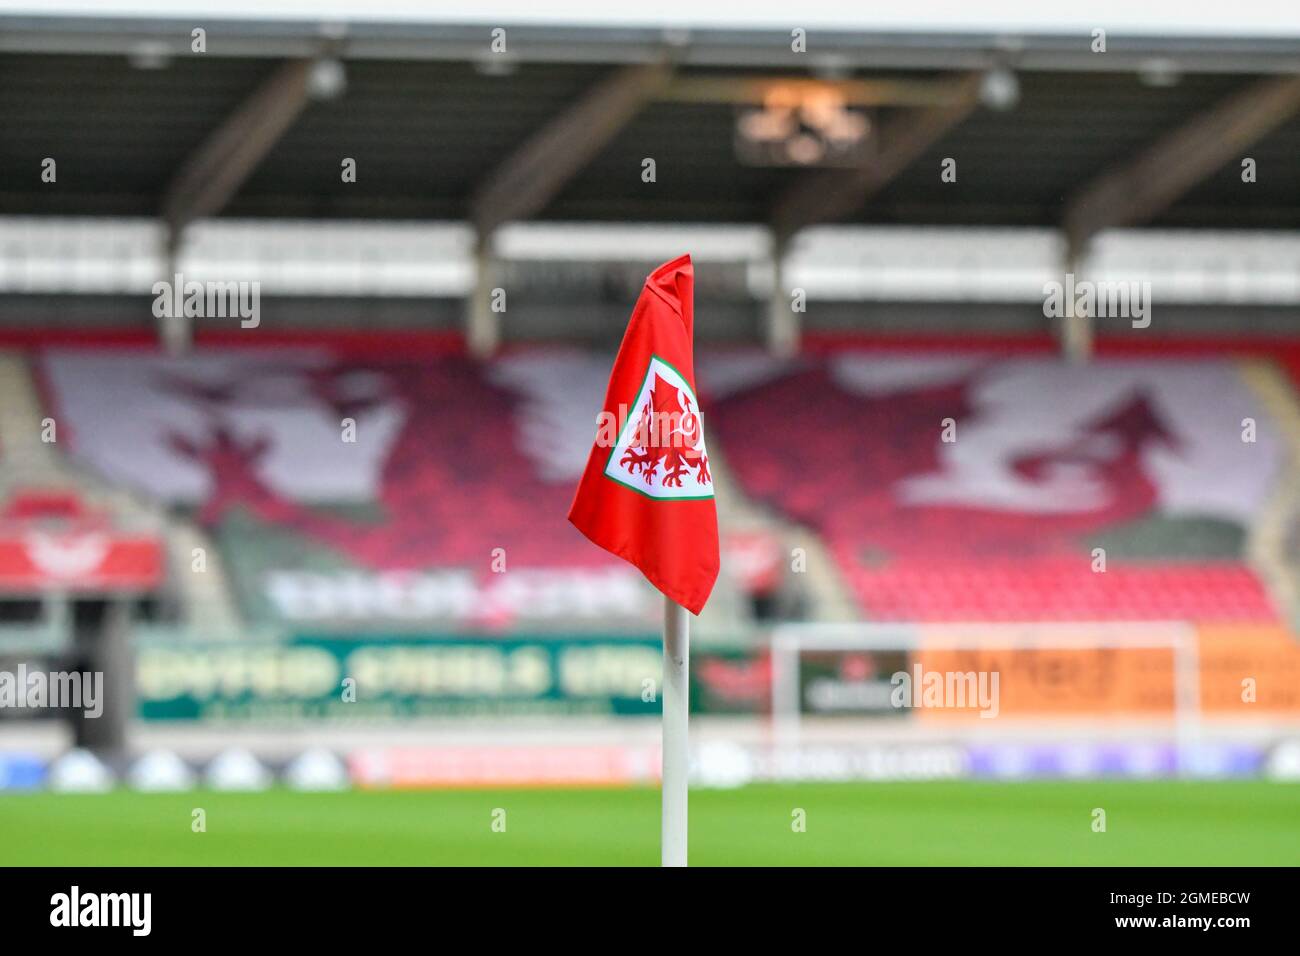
[568,254,720,615]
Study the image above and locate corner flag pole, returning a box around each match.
[662,596,689,866]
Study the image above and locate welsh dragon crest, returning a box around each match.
[606,361,713,498]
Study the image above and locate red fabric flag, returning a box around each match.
[568,254,720,615]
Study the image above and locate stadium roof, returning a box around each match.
[1,9,1298,236]
[4,0,1300,40]
[3,5,1299,359]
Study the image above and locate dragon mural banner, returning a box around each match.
[36,336,1297,629]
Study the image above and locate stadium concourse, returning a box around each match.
[0,7,1299,823]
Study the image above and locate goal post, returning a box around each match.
[769,621,1202,776]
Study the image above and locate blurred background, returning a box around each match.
[0,1,1298,863]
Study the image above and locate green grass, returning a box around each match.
[1,782,1296,866]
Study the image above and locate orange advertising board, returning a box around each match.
[913,625,1300,720]
[1196,625,1300,715]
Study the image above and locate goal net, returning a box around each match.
[768,621,1202,774]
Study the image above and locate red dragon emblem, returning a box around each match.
[619,373,711,488]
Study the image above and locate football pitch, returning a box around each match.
[1,781,1296,866]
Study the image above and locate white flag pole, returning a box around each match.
[661,595,690,867]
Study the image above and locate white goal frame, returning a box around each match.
[769,621,1201,775]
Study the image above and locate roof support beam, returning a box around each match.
[467,237,500,358]
[1063,74,1300,252]
[770,72,983,241]
[157,57,319,354]
[766,233,798,357]
[469,61,673,237]
[1058,245,1094,364]
[160,58,316,235]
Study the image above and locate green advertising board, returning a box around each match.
[137,635,663,721]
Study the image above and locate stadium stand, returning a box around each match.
[19,336,1300,631]
[707,344,1293,622]
[37,344,660,630]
